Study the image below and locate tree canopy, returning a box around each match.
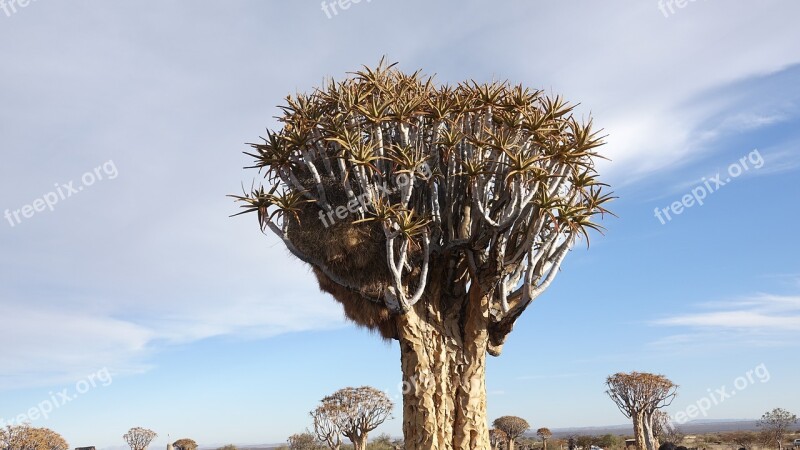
[0,425,69,450]
[123,427,157,450]
[234,60,612,353]
[493,416,530,450]
[758,408,797,450]
[316,386,393,450]
[173,439,197,450]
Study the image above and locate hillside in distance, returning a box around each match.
[537,419,761,438]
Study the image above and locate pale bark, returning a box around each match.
[397,284,490,450]
[643,411,659,450]
[633,412,646,450]
[348,437,366,450]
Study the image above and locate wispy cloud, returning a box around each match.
[697,111,791,142]
[754,145,800,175]
[651,294,800,349]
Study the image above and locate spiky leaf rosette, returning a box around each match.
[234,60,613,353]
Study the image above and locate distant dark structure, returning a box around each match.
[76,447,96,450]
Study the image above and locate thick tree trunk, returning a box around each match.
[397,284,490,450]
[642,411,659,450]
[633,412,647,450]
[348,436,367,450]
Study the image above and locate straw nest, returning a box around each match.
[286,174,406,340]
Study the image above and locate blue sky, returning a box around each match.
[1,0,799,448]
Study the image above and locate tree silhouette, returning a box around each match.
[235,60,612,449]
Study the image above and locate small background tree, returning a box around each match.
[722,431,758,450]
[596,434,622,449]
[287,432,322,450]
[606,372,677,450]
[538,428,553,450]
[368,433,395,450]
[173,439,197,450]
[759,408,798,450]
[217,445,238,450]
[653,411,684,445]
[318,386,393,450]
[1,425,69,450]
[490,429,508,450]
[493,416,530,450]
[123,428,157,450]
[574,435,594,450]
[312,403,343,450]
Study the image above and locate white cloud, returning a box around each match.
[0,291,346,390]
[651,294,800,348]
[0,303,154,389]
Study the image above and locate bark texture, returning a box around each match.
[397,283,490,450]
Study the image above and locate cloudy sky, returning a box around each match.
[1,0,799,447]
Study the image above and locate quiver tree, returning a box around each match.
[317,386,393,450]
[493,416,530,450]
[537,427,553,450]
[311,403,343,450]
[653,410,684,445]
[173,439,197,450]
[606,372,677,450]
[1,425,69,450]
[233,61,612,450]
[123,428,157,450]
[489,429,508,450]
